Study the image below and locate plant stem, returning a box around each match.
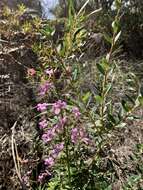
[63,114,72,189]
[100,71,107,127]
[65,140,72,188]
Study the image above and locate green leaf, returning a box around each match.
[135,96,143,107]
[121,100,130,112]
[125,94,135,104]
[56,44,62,53]
[115,0,122,9]
[97,63,105,75]
[94,95,103,104]
[95,119,102,127]
[108,114,117,124]
[104,84,112,95]
[114,31,121,43]
[82,92,91,103]
[116,122,126,128]
[118,107,124,120]
[104,34,112,44]
[105,185,112,190]
[41,26,55,37]
[138,96,143,106]
[101,58,110,71]
[140,85,143,96]
[73,26,85,41]
[112,20,119,33]
[73,67,78,80]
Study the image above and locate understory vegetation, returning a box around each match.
[0,0,143,189]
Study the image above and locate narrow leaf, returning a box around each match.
[138,96,143,106]
[114,31,121,43]
[82,92,91,103]
[104,34,112,44]
[97,63,105,75]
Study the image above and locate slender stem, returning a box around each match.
[62,110,72,188]
[100,71,107,126]
[65,140,72,188]
[99,8,121,131]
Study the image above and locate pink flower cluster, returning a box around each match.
[52,100,67,115]
[45,68,54,78]
[53,116,67,133]
[37,170,51,183]
[22,170,32,186]
[38,68,55,97]
[39,119,48,129]
[38,142,64,182]
[44,142,64,167]
[72,107,81,119]
[42,128,55,143]
[71,127,91,145]
[36,103,48,112]
[27,68,36,76]
[41,117,67,143]
[44,157,55,167]
[39,81,53,96]
[50,142,64,159]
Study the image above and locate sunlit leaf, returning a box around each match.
[114,31,121,43]
[82,92,91,103]
[95,95,103,104]
[112,20,119,33]
[116,122,126,128]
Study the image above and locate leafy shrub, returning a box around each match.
[23,0,143,189]
[54,0,143,58]
[1,1,143,190]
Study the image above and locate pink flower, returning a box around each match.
[27,68,36,76]
[36,103,48,112]
[42,129,55,143]
[82,137,92,145]
[59,116,67,126]
[79,128,86,139]
[71,128,79,144]
[44,157,55,167]
[45,68,54,77]
[38,171,51,183]
[71,127,91,145]
[52,116,67,134]
[39,82,53,96]
[51,142,64,158]
[39,119,48,129]
[38,173,44,183]
[22,176,29,185]
[52,100,67,115]
[72,107,81,119]
[53,123,62,134]
[27,170,32,176]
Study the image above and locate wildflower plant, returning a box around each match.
[24,0,143,189]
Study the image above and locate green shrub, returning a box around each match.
[24,0,143,189]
